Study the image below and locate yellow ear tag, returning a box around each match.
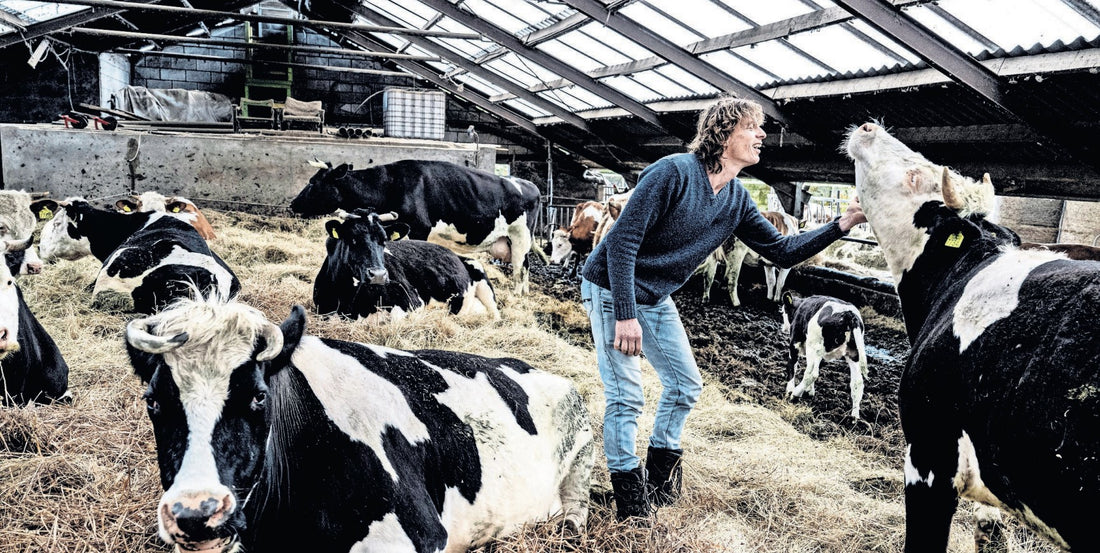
[945,232,964,248]
[38,207,53,220]
[172,206,181,213]
[389,231,401,241]
[122,205,131,212]
[330,229,339,239]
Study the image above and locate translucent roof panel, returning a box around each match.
[540,86,614,112]
[923,0,1100,52]
[535,40,604,72]
[655,65,719,96]
[615,2,702,47]
[711,0,817,25]
[730,40,826,83]
[574,22,654,61]
[459,0,551,35]
[629,69,695,98]
[698,50,775,87]
[501,97,552,118]
[599,75,663,103]
[484,54,561,88]
[0,0,85,36]
[783,25,909,76]
[620,0,750,39]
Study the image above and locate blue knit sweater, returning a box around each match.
[582,153,846,320]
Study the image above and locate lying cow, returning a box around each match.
[314,209,499,322]
[33,197,93,263]
[1020,241,1100,261]
[0,190,48,273]
[780,292,868,419]
[115,191,217,240]
[0,239,69,405]
[848,121,1100,552]
[698,210,800,306]
[550,200,605,275]
[125,298,594,552]
[291,159,539,295]
[58,199,239,313]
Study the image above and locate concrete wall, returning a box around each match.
[0,124,496,211]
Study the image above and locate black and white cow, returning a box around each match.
[55,199,239,313]
[3,236,43,276]
[0,239,69,405]
[33,197,93,263]
[780,292,868,419]
[697,210,800,306]
[125,297,594,552]
[315,209,499,322]
[290,159,540,294]
[0,190,47,274]
[848,121,1100,552]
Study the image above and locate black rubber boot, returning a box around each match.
[645,446,683,506]
[609,467,651,523]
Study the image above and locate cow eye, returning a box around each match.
[250,391,267,412]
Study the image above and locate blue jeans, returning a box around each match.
[581,278,704,472]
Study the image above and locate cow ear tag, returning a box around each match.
[122,205,132,212]
[172,206,181,213]
[389,231,401,241]
[38,206,53,220]
[945,232,964,248]
[330,228,339,239]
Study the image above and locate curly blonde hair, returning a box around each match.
[687,97,765,174]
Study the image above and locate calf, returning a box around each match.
[0,240,69,405]
[315,209,498,322]
[780,292,868,419]
[848,121,1100,552]
[699,210,800,306]
[115,191,217,240]
[125,298,594,552]
[60,200,239,313]
[550,200,605,274]
[591,189,633,250]
[291,159,539,295]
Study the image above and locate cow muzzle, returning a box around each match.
[160,490,237,552]
[368,267,388,285]
[0,327,19,360]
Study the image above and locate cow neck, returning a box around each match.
[894,205,1007,345]
[84,209,155,262]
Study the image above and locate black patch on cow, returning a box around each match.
[291,160,540,247]
[0,286,69,405]
[4,249,26,275]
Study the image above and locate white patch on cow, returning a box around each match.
[351,276,360,287]
[291,336,430,480]
[0,263,22,347]
[426,361,590,548]
[38,198,92,262]
[953,431,1002,506]
[549,228,572,265]
[364,344,415,358]
[93,245,236,300]
[951,249,1059,352]
[350,512,418,552]
[903,444,935,487]
[506,177,525,196]
[428,212,532,295]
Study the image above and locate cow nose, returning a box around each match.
[161,491,235,541]
[368,268,388,285]
[861,123,877,133]
[26,262,42,275]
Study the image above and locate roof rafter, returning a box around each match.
[415,0,670,132]
[0,4,126,48]
[522,11,586,46]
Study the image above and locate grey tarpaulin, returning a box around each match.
[114,86,234,122]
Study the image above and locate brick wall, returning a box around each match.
[0,50,99,125]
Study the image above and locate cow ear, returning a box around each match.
[116,199,137,213]
[30,199,59,221]
[384,222,410,241]
[165,200,186,213]
[332,164,350,180]
[269,305,307,376]
[325,220,342,239]
[783,291,794,305]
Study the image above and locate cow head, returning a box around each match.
[0,241,22,359]
[549,228,572,265]
[126,297,307,552]
[290,162,352,216]
[780,291,801,335]
[0,190,42,244]
[31,198,94,263]
[117,192,217,241]
[58,199,98,240]
[322,209,408,286]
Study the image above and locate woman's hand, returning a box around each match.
[838,197,868,232]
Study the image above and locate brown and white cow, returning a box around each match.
[116,191,217,240]
[848,121,1100,552]
[697,210,800,306]
[591,189,634,250]
[126,297,593,552]
[549,200,606,272]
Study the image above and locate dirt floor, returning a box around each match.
[528,256,912,455]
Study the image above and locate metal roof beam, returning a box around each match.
[415,0,669,132]
[0,5,126,49]
[522,11,587,46]
[116,47,414,77]
[0,9,28,32]
[1060,0,1100,27]
[45,0,482,39]
[67,27,440,60]
[560,0,788,126]
[345,3,592,132]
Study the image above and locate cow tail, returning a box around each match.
[847,313,868,378]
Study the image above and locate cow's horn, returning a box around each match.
[254,321,284,362]
[3,235,33,253]
[378,211,399,222]
[941,166,962,210]
[30,191,51,199]
[307,157,329,168]
[125,318,189,354]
